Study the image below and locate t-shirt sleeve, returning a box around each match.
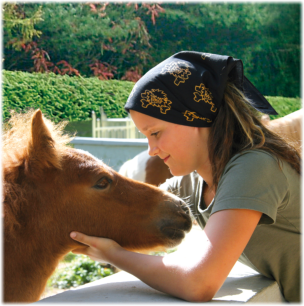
[212,150,289,225]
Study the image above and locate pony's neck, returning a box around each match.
[4,228,71,302]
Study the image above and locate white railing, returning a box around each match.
[70,137,148,171]
[92,107,145,139]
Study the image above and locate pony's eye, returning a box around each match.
[94,177,111,190]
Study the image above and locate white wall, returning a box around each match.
[70,137,148,171]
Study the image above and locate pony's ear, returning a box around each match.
[28,110,61,172]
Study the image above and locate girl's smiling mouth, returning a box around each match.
[163,155,170,163]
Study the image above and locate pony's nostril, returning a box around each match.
[161,227,185,240]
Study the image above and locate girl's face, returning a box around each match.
[130,110,211,177]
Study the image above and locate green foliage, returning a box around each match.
[144,3,300,98]
[3,70,300,129]
[3,3,300,97]
[149,248,177,256]
[36,3,151,76]
[48,248,177,289]
[3,3,43,51]
[2,70,132,123]
[3,3,152,78]
[49,255,114,289]
[50,250,175,289]
[63,252,77,263]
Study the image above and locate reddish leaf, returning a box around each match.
[121,67,142,82]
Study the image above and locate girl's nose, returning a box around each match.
[148,144,160,156]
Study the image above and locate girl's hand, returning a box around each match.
[70,231,122,264]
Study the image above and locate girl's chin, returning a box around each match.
[168,166,192,177]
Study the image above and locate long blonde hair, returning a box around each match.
[208,82,301,189]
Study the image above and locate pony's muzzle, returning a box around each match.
[158,195,192,246]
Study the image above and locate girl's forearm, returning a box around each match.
[70,231,222,302]
[71,209,262,302]
[106,247,205,302]
[69,232,203,300]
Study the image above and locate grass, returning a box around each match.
[266,96,301,119]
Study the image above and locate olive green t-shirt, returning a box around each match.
[160,150,300,302]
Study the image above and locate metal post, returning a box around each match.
[100,107,107,138]
[130,120,136,139]
[97,118,101,138]
[92,111,96,138]
[126,120,131,139]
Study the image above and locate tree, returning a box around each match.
[3,2,43,51]
[3,3,165,80]
[3,3,300,96]
[144,3,300,97]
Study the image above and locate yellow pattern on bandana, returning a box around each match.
[201,53,212,60]
[161,61,191,86]
[141,89,172,114]
[183,110,212,123]
[193,83,217,112]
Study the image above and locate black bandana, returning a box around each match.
[124,51,277,127]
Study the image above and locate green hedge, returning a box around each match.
[3,70,301,125]
[2,70,133,123]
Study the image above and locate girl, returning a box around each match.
[70,51,300,302]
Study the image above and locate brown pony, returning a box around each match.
[2,109,192,303]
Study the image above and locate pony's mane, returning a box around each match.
[2,110,73,235]
[2,110,72,161]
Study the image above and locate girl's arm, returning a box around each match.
[70,209,262,302]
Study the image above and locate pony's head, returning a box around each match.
[3,110,192,253]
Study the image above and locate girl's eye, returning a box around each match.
[151,131,159,137]
[94,177,112,190]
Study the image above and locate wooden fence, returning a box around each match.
[92,107,146,139]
